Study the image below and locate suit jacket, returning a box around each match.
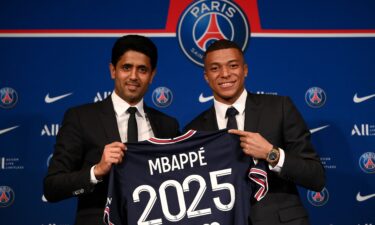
[184,92,325,225]
[44,97,180,225]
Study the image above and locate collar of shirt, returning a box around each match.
[214,89,247,130]
[111,91,146,118]
[111,91,154,142]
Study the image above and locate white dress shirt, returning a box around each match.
[90,91,155,183]
[111,91,154,143]
[213,89,285,172]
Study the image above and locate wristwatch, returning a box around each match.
[266,146,280,166]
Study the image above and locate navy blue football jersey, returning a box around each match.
[104,130,259,225]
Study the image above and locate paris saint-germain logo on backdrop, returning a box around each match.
[152,87,173,108]
[307,187,329,206]
[0,87,18,109]
[0,186,15,208]
[359,152,375,174]
[177,0,250,67]
[305,87,326,108]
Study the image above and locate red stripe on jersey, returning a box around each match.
[147,130,197,144]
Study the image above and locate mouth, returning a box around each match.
[126,82,140,91]
[218,80,236,88]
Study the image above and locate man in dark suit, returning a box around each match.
[44,35,180,225]
[184,39,325,225]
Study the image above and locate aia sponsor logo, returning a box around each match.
[305,87,326,108]
[152,87,173,108]
[0,87,18,109]
[177,0,249,66]
[359,152,375,174]
[41,124,60,136]
[307,187,329,206]
[352,124,375,136]
[0,186,15,207]
[94,91,112,102]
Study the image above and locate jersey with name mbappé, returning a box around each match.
[104,129,252,225]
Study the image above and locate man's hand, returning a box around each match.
[228,129,272,160]
[94,142,126,179]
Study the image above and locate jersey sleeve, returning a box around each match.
[248,160,268,201]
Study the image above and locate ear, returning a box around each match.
[109,63,116,79]
[149,69,156,84]
[204,71,209,83]
[244,63,249,77]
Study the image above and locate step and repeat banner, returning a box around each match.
[0,0,374,224]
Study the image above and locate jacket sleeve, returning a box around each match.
[278,96,325,192]
[43,107,94,202]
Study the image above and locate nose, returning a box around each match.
[129,68,138,80]
[221,66,230,78]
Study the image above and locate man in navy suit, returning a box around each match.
[184,39,325,225]
[44,35,180,225]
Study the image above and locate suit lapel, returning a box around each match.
[202,92,261,132]
[144,105,161,137]
[99,97,121,143]
[203,106,219,131]
[244,92,262,132]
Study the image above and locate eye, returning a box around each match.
[138,66,149,73]
[210,65,219,72]
[122,64,131,71]
[229,64,239,69]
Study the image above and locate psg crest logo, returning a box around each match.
[359,152,375,174]
[152,87,173,108]
[0,186,15,208]
[307,187,329,207]
[177,0,250,66]
[0,87,18,109]
[305,87,326,108]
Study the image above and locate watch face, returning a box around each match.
[269,152,277,160]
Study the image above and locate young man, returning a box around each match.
[44,35,180,225]
[184,39,325,225]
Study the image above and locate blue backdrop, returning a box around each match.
[0,0,374,225]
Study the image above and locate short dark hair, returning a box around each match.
[111,35,158,70]
[203,39,243,61]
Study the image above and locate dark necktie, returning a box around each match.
[226,107,238,129]
[225,107,268,201]
[127,107,138,143]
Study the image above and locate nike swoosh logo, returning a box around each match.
[353,93,375,103]
[310,125,329,134]
[0,126,19,135]
[199,93,214,103]
[45,92,73,103]
[356,192,375,202]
